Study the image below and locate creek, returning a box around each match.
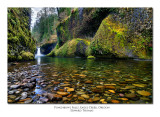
[8,48,152,104]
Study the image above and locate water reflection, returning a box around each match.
[37,57,41,65]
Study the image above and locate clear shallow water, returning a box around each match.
[8,56,152,104]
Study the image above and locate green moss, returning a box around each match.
[87,56,95,59]
[17,55,22,60]
[8,8,36,62]
[88,14,152,59]
[21,51,34,61]
[48,38,90,57]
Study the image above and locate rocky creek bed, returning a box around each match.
[8,57,152,104]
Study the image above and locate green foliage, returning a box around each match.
[32,8,58,43]
[59,8,71,16]
[8,8,36,62]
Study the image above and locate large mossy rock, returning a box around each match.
[21,51,34,61]
[8,8,36,62]
[88,8,152,59]
[48,38,90,57]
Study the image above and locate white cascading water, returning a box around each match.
[35,47,43,57]
[35,47,44,65]
[37,48,41,56]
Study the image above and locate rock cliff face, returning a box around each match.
[8,8,36,62]
[40,42,57,55]
[56,8,115,46]
[49,8,152,59]
[88,8,152,59]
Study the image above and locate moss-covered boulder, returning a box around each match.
[8,8,36,62]
[88,8,152,59]
[21,51,34,61]
[48,38,90,57]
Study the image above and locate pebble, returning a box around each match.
[136,90,151,96]
[104,94,109,97]
[21,92,28,99]
[100,99,105,102]
[73,95,78,98]
[100,99,107,104]
[125,93,136,98]
[108,90,115,93]
[67,94,73,98]
[67,88,74,92]
[8,95,16,99]
[57,91,69,96]
[15,96,21,102]
[15,90,21,94]
[53,81,60,84]
[54,94,62,101]
[63,97,68,101]
[92,88,104,93]
[78,96,85,101]
[60,84,70,87]
[76,91,85,95]
[8,100,13,103]
[88,99,93,103]
[54,87,59,91]
[125,85,135,89]
[105,85,115,89]
[30,77,36,82]
[19,98,31,102]
[92,97,100,102]
[10,85,20,89]
[119,93,124,97]
[104,84,116,86]
[24,88,29,91]
[140,97,150,101]
[81,94,89,99]
[24,99,33,104]
[39,97,48,103]
[132,84,146,88]
[8,91,15,95]
[47,93,55,101]
[111,100,120,103]
[107,97,112,101]
[118,98,128,101]
[85,80,93,84]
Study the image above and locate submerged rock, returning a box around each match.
[111,100,120,103]
[47,93,55,101]
[81,94,89,99]
[136,90,151,96]
[10,85,20,89]
[85,80,93,84]
[24,99,33,104]
[57,92,69,96]
[125,93,136,98]
[92,97,100,102]
[21,92,28,99]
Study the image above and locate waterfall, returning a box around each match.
[37,48,41,56]
[35,47,44,58]
[35,47,44,65]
